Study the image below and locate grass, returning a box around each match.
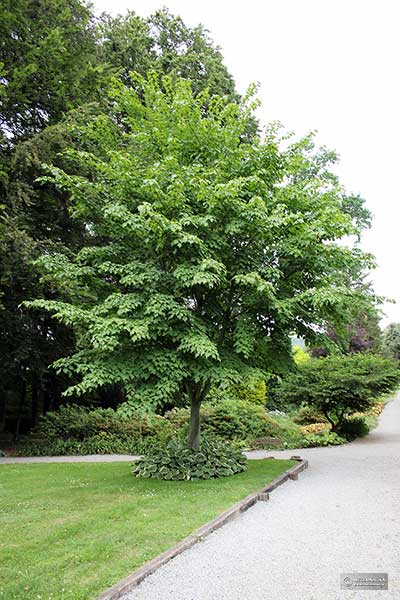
[0,458,295,600]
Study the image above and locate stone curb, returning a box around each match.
[95,457,308,600]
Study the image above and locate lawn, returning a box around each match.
[0,458,295,600]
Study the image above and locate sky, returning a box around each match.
[94,0,400,326]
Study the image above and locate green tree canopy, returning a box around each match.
[0,0,240,435]
[311,308,382,357]
[276,353,400,431]
[381,322,400,362]
[0,0,107,139]
[29,74,376,448]
[98,8,236,98]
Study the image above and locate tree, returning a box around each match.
[148,8,236,98]
[27,74,377,449]
[311,309,382,357]
[276,354,400,431]
[98,8,236,99]
[0,0,114,435]
[0,108,100,436]
[0,0,108,139]
[347,311,382,353]
[381,323,400,362]
[0,0,240,434]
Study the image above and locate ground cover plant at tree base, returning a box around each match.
[27,72,378,455]
[0,459,295,600]
[132,437,247,480]
[276,354,400,431]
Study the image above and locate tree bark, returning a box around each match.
[186,380,211,449]
[31,375,39,429]
[0,391,7,433]
[323,410,336,431]
[187,395,201,450]
[15,379,26,441]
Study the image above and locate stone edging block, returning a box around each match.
[95,457,308,600]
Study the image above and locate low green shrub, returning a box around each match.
[32,404,165,441]
[132,437,248,480]
[293,406,327,425]
[293,345,310,365]
[14,433,139,457]
[203,400,280,440]
[302,431,346,447]
[207,379,267,406]
[276,354,400,431]
[337,417,370,441]
[165,400,282,442]
[266,413,306,449]
[234,380,267,405]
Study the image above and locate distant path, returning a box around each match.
[121,395,400,600]
[0,453,140,464]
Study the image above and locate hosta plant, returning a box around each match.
[132,437,247,480]
[302,431,346,447]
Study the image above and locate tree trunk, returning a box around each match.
[323,410,336,431]
[31,376,39,429]
[15,380,26,442]
[187,396,201,450]
[0,391,7,433]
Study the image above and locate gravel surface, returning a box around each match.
[122,395,400,600]
[0,453,140,464]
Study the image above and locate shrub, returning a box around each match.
[15,428,181,456]
[132,437,247,481]
[337,417,370,441]
[15,404,179,456]
[302,431,346,447]
[266,413,306,448]
[32,405,165,441]
[203,400,279,440]
[292,345,310,365]
[14,434,138,456]
[300,423,329,435]
[293,406,327,425]
[276,354,400,431]
[234,380,267,405]
[206,379,267,406]
[165,400,282,442]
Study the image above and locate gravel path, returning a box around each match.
[121,395,400,600]
[0,453,140,464]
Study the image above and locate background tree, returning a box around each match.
[276,354,400,431]
[0,0,107,436]
[98,8,236,98]
[0,0,239,436]
[311,308,382,357]
[0,0,107,139]
[381,323,400,362]
[29,74,376,449]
